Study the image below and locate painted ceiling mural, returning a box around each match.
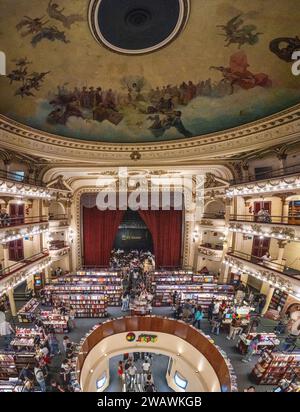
[0,0,300,143]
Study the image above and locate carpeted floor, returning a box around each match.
[0,292,291,393]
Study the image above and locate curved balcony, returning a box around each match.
[230,164,300,186]
[76,316,235,392]
[198,244,223,261]
[0,250,50,281]
[227,249,300,281]
[0,215,49,231]
[229,214,300,226]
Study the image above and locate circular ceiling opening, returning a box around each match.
[89,0,190,55]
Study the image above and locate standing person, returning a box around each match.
[172,291,178,305]
[142,358,151,374]
[60,359,71,387]
[117,360,124,379]
[193,306,204,329]
[121,294,128,312]
[208,300,214,322]
[50,379,65,392]
[34,361,46,392]
[65,342,74,360]
[127,363,137,386]
[211,314,222,335]
[69,306,76,329]
[62,336,70,353]
[48,330,60,356]
[0,319,15,350]
[227,316,242,340]
[242,335,260,363]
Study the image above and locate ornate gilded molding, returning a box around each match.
[1,104,300,163]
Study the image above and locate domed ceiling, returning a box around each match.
[0,0,300,144]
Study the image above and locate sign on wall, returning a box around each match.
[126,332,158,343]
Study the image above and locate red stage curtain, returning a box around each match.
[138,210,182,268]
[83,207,125,267]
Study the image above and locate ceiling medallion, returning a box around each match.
[88,0,190,55]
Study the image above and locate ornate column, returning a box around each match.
[276,151,288,171]
[7,288,17,317]
[261,285,275,315]
[242,161,250,181]
[276,239,288,265]
[2,244,9,269]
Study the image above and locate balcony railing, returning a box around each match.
[0,169,45,187]
[227,249,300,280]
[0,250,49,280]
[200,243,223,250]
[202,212,225,219]
[49,241,68,250]
[0,215,49,229]
[229,214,300,226]
[230,163,300,186]
[49,214,68,221]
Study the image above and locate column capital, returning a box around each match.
[277,239,288,248]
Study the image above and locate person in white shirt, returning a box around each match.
[0,320,15,350]
[128,364,137,386]
[142,359,151,373]
[261,252,271,262]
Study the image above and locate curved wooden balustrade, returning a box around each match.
[76,316,233,391]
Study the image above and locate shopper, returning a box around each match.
[60,359,71,386]
[142,358,151,374]
[242,335,260,363]
[192,306,204,329]
[69,306,76,329]
[121,294,128,312]
[208,300,214,322]
[227,316,242,340]
[22,377,34,392]
[65,342,75,360]
[48,330,60,356]
[50,379,65,392]
[211,314,222,335]
[34,362,46,392]
[19,363,35,383]
[127,363,137,386]
[62,336,70,353]
[117,361,124,379]
[0,319,15,350]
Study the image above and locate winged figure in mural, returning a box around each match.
[7,58,50,98]
[16,16,49,37]
[217,14,262,48]
[31,26,70,47]
[210,51,272,94]
[47,1,84,29]
[269,36,300,62]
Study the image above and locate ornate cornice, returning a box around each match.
[0,104,300,164]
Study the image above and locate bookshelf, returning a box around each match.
[151,272,234,313]
[252,351,300,385]
[40,310,69,333]
[268,289,288,312]
[17,299,40,323]
[0,353,18,380]
[47,271,122,306]
[237,333,280,355]
[50,293,108,318]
